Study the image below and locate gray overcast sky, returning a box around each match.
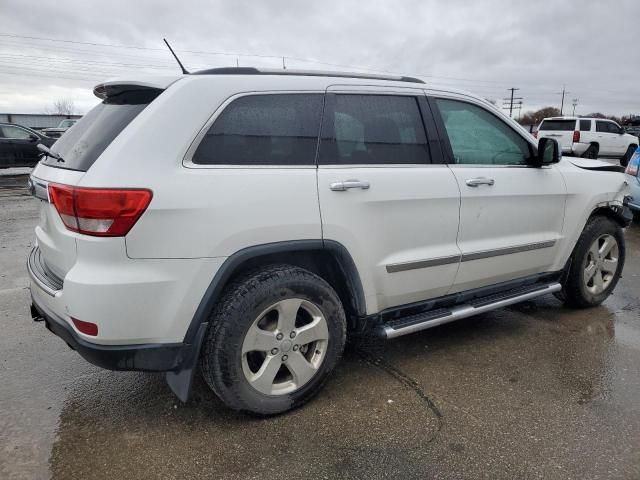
[0,0,638,117]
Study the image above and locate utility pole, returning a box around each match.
[571,98,578,116]
[557,85,569,116]
[502,88,522,118]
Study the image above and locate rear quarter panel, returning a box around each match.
[78,76,323,259]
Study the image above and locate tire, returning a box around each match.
[621,145,637,167]
[560,216,625,308]
[582,143,599,159]
[200,264,347,415]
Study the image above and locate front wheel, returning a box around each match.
[559,216,625,308]
[200,264,347,415]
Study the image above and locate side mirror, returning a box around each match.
[535,137,560,166]
[28,134,39,142]
[619,127,625,135]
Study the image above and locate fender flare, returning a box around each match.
[182,239,366,345]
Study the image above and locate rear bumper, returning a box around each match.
[30,294,196,372]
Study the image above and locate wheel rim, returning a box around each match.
[241,298,329,396]
[583,234,619,295]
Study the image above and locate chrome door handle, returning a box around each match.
[465,177,495,187]
[330,179,370,191]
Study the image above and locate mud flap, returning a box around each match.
[165,322,208,402]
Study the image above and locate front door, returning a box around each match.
[431,95,566,293]
[1,125,37,166]
[0,126,16,167]
[317,87,461,313]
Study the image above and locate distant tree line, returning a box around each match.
[517,106,636,127]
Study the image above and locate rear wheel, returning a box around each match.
[621,145,637,167]
[559,216,625,308]
[200,264,347,415]
[582,143,599,159]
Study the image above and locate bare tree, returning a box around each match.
[45,98,75,115]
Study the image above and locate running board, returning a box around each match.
[380,282,562,339]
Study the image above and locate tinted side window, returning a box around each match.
[580,119,591,131]
[318,95,429,165]
[596,121,618,133]
[435,98,531,165]
[192,94,323,166]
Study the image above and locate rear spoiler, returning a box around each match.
[93,77,181,100]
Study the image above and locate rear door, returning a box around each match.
[317,86,461,313]
[430,94,566,293]
[537,119,577,152]
[596,120,625,155]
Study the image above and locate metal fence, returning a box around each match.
[0,113,82,130]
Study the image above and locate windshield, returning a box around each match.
[59,120,76,128]
[43,88,161,171]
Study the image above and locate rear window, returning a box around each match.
[43,88,161,171]
[539,120,576,131]
[579,119,591,131]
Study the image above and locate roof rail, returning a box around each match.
[191,67,425,84]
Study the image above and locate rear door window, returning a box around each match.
[579,119,591,131]
[43,88,161,171]
[192,94,324,166]
[539,120,576,131]
[318,94,430,165]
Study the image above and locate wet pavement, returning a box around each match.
[1,174,640,479]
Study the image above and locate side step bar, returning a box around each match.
[380,282,561,339]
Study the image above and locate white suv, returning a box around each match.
[28,69,632,415]
[536,116,638,165]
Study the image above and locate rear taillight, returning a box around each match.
[573,130,580,143]
[533,131,538,138]
[48,184,152,237]
[626,161,639,177]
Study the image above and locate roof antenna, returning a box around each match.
[163,38,189,74]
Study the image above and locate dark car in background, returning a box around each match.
[0,123,55,168]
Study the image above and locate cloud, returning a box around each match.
[0,0,638,115]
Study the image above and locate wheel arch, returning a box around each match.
[588,203,633,229]
[183,240,366,344]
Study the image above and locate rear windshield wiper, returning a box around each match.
[37,143,65,163]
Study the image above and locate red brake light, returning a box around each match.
[573,130,580,143]
[533,131,538,139]
[48,184,152,237]
[71,318,98,336]
[626,162,639,176]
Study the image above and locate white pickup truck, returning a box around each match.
[537,117,638,166]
